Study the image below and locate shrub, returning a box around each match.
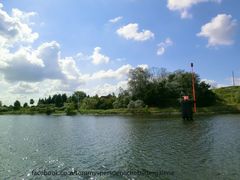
[65,103,76,115]
[127,100,135,109]
[134,100,145,108]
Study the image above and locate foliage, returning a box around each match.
[23,102,28,108]
[80,97,99,109]
[65,103,77,115]
[2,67,219,113]
[113,88,130,108]
[68,91,87,109]
[30,99,34,105]
[127,100,145,109]
[14,100,21,110]
[213,86,240,105]
[128,67,217,107]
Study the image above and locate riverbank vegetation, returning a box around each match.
[0,67,239,116]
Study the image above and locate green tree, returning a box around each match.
[196,81,217,106]
[14,100,21,110]
[55,94,63,107]
[23,102,28,108]
[81,97,99,109]
[30,99,34,106]
[70,91,87,109]
[113,88,130,108]
[128,67,151,102]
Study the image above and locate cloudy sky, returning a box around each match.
[0,0,239,105]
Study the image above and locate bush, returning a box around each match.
[0,106,9,112]
[45,108,55,115]
[65,103,76,115]
[127,100,145,109]
[127,100,136,109]
[134,100,145,108]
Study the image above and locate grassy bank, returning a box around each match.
[1,105,239,117]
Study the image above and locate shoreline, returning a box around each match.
[0,106,239,117]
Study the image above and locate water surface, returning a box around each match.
[0,115,239,179]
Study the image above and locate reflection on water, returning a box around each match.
[0,115,240,179]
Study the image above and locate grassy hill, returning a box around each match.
[213,86,240,105]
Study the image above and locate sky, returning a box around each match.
[0,0,239,105]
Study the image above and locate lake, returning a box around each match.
[0,115,240,179]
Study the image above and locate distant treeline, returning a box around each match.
[0,67,218,114]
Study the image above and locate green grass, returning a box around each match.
[213,86,240,105]
[0,106,240,117]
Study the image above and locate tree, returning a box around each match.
[196,81,217,106]
[128,67,151,102]
[14,100,21,110]
[80,97,99,109]
[62,94,67,103]
[23,102,28,108]
[70,91,87,109]
[30,99,34,106]
[126,67,217,108]
[55,94,63,107]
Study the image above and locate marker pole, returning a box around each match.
[191,63,197,113]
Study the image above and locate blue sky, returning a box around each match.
[0,0,239,105]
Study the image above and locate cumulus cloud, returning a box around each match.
[91,47,110,65]
[109,16,123,23]
[9,82,39,94]
[201,79,227,88]
[12,8,37,25]
[197,14,237,47]
[157,38,173,56]
[0,41,64,82]
[83,80,128,96]
[0,4,38,47]
[89,64,132,80]
[59,57,81,80]
[0,47,45,82]
[36,41,63,79]
[167,0,221,19]
[116,23,154,41]
[137,64,149,69]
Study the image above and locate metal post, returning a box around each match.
[191,63,197,113]
[78,94,79,111]
[232,71,235,86]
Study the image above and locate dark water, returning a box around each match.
[0,115,240,180]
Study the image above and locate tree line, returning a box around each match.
[0,67,218,114]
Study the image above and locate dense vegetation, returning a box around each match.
[213,86,240,105]
[0,67,229,115]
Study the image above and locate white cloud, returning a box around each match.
[0,4,38,47]
[59,57,81,80]
[12,8,37,25]
[137,64,149,69]
[89,64,132,80]
[167,0,221,19]
[0,41,64,82]
[9,82,39,94]
[109,16,123,23]
[91,47,110,65]
[201,79,227,88]
[157,38,173,56]
[75,52,90,61]
[197,14,237,47]
[116,23,154,41]
[83,80,128,96]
